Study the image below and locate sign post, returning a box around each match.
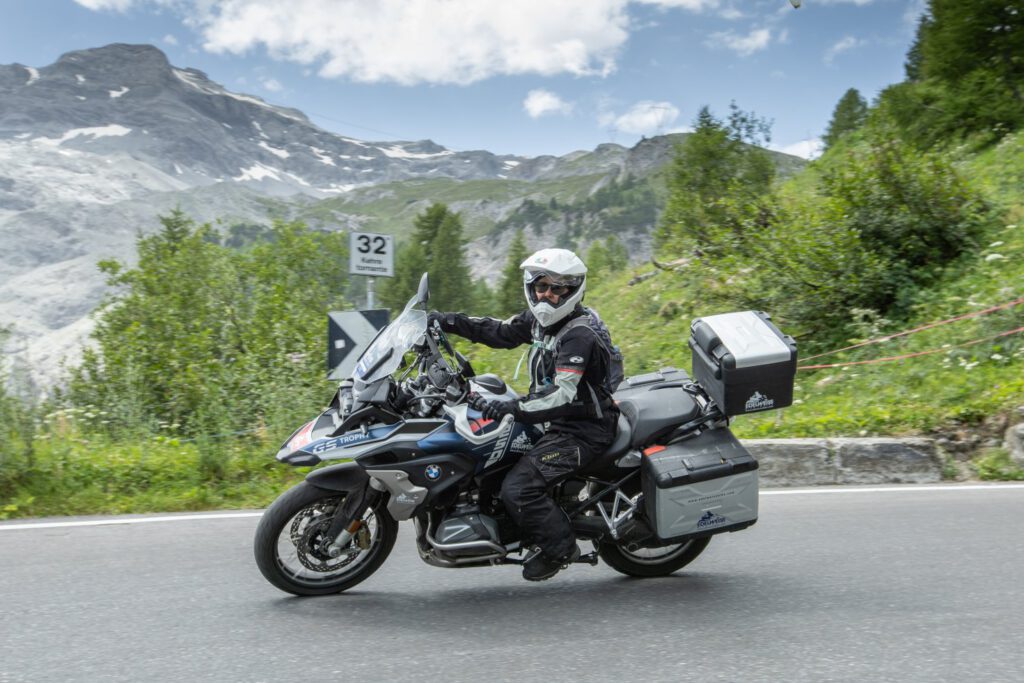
[329,231,395,380]
[349,231,394,310]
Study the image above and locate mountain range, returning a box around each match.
[0,43,805,390]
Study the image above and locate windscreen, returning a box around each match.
[352,294,426,383]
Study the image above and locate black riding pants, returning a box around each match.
[500,432,603,560]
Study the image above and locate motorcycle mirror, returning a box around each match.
[416,272,430,306]
[455,351,475,378]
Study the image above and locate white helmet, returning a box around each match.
[520,248,587,328]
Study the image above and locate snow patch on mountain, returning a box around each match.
[234,162,281,182]
[378,145,455,160]
[282,170,310,187]
[310,146,335,166]
[258,141,290,159]
[24,66,39,85]
[109,86,129,98]
[34,125,132,147]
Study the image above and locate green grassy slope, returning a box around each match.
[464,131,1024,443]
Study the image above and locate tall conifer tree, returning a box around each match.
[496,229,529,316]
[823,88,868,150]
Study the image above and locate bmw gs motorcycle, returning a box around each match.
[254,274,795,595]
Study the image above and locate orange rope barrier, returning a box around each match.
[797,326,1024,371]
[801,295,1024,362]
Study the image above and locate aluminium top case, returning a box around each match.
[689,310,797,417]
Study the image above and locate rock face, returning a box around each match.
[0,44,531,195]
[1006,423,1024,467]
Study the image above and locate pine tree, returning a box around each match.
[822,88,868,150]
[380,203,450,310]
[428,211,473,311]
[586,240,610,276]
[919,0,1023,102]
[604,235,629,272]
[880,0,1024,146]
[655,104,774,258]
[495,229,529,316]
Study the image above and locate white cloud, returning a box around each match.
[73,0,137,9]
[162,34,178,46]
[773,138,823,160]
[72,0,719,86]
[260,77,283,92]
[606,100,680,135]
[195,0,634,86]
[706,28,772,56]
[824,36,864,65]
[633,0,717,8]
[523,90,573,118]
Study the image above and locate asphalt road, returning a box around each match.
[2,484,1023,683]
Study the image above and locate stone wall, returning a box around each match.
[745,437,946,487]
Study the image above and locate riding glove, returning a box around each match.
[427,311,454,331]
[469,393,516,421]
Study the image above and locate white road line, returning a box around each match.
[0,512,263,531]
[761,484,1024,496]
[2,484,1023,531]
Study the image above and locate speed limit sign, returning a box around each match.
[349,231,394,277]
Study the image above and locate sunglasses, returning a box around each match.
[533,282,570,296]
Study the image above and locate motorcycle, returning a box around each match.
[254,274,794,595]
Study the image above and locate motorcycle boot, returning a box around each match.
[522,544,581,582]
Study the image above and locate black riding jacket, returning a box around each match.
[438,305,617,448]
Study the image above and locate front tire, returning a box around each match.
[254,481,397,596]
[598,536,711,578]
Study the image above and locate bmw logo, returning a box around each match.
[424,464,442,481]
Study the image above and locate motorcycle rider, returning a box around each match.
[430,248,618,581]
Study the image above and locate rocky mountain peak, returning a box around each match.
[50,43,173,84]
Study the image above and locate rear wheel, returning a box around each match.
[598,536,711,577]
[585,474,712,578]
[254,481,397,596]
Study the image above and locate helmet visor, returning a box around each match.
[522,269,581,287]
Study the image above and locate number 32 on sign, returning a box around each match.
[349,231,394,277]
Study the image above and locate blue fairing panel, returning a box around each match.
[306,461,370,492]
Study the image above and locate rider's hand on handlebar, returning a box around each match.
[427,311,445,331]
[469,392,515,421]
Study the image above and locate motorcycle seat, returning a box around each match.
[617,383,701,447]
[604,412,633,459]
[578,412,632,475]
[581,385,701,474]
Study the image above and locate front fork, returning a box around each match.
[324,478,386,557]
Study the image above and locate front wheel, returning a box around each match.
[254,481,397,596]
[598,536,711,578]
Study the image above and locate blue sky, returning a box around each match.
[1,0,926,158]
